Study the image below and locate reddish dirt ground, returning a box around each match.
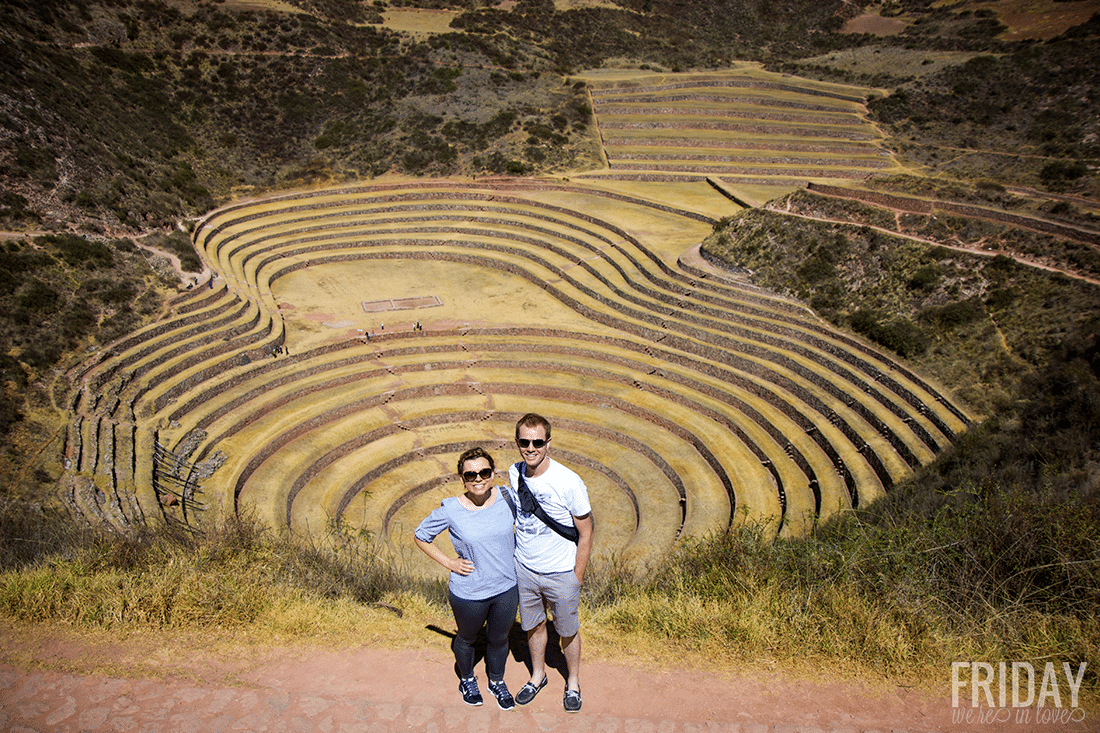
[1,625,1094,732]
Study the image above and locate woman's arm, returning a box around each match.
[414,536,474,575]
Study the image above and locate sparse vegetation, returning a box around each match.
[1,0,1098,702]
[867,15,1100,195]
[593,462,1099,686]
[702,195,1098,417]
[0,232,168,473]
[0,504,404,634]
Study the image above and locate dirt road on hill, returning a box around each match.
[764,201,1100,287]
[1,627,1093,733]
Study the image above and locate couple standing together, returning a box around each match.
[414,413,593,713]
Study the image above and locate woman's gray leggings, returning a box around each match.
[448,585,519,680]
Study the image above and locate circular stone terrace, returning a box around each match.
[61,176,969,578]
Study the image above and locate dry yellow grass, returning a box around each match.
[380,9,461,38]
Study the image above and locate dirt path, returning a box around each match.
[0,228,208,289]
[132,234,210,289]
[0,625,1092,732]
[765,202,1100,287]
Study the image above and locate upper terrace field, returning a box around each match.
[62,170,969,578]
[575,67,900,203]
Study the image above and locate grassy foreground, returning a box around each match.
[2,480,1096,703]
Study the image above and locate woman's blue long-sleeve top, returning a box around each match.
[414,487,517,601]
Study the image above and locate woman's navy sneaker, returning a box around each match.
[487,679,515,710]
[458,676,483,706]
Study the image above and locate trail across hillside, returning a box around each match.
[764,200,1100,287]
[3,627,1089,732]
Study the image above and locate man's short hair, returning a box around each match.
[515,412,552,440]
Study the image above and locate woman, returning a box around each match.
[414,447,518,709]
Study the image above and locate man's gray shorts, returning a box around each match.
[514,559,580,637]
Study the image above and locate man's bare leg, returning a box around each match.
[560,632,581,691]
[526,620,548,686]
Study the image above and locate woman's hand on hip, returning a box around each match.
[450,558,474,575]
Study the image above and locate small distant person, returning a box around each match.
[414,447,519,710]
[510,413,593,713]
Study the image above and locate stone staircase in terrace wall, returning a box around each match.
[60,178,969,573]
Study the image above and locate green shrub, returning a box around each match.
[920,297,985,330]
[59,301,97,339]
[797,253,836,283]
[1039,160,1088,190]
[17,280,62,314]
[19,342,64,369]
[505,159,531,175]
[84,278,139,305]
[907,264,941,291]
[809,283,845,314]
[37,233,114,270]
[91,46,155,74]
[850,309,929,357]
[0,265,19,297]
[984,253,1019,277]
[0,396,23,440]
[985,287,1016,310]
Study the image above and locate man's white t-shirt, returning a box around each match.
[509,458,591,574]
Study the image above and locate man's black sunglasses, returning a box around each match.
[461,467,494,482]
[516,438,547,448]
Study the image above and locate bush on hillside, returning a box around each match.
[42,233,114,269]
[0,233,168,453]
[850,309,930,357]
[919,297,985,331]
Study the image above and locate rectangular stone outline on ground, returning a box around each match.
[362,295,443,313]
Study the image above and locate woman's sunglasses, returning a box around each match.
[461,467,494,482]
[516,438,547,448]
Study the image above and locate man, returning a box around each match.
[509,413,593,714]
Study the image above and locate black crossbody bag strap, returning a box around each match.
[514,462,579,544]
[499,486,517,519]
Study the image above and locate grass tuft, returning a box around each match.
[0,507,404,636]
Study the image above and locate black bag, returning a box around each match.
[514,462,580,544]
